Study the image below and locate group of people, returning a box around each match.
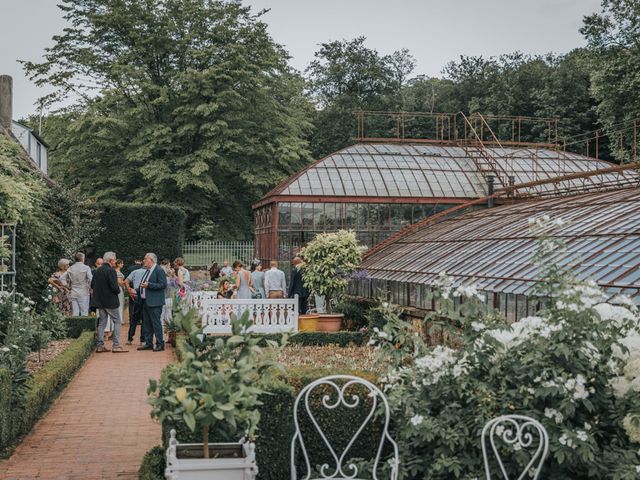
[209,257,310,313]
[48,253,311,352]
[48,252,191,353]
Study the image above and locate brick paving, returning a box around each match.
[0,326,173,479]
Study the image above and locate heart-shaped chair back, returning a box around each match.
[290,374,399,480]
[481,414,549,480]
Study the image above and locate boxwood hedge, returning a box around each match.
[0,331,95,454]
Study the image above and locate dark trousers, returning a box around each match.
[127,301,143,342]
[299,296,309,315]
[142,300,164,348]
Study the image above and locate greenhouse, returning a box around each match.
[253,140,618,266]
[354,183,640,322]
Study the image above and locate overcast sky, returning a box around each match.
[1,0,602,119]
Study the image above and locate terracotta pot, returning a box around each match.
[298,314,319,332]
[316,313,343,332]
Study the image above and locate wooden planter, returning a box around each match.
[316,313,344,332]
[165,430,257,480]
[298,314,319,332]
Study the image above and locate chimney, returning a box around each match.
[0,75,12,130]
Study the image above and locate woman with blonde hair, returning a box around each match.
[49,259,72,316]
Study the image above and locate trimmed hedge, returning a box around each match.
[94,201,186,264]
[0,368,11,452]
[203,331,368,349]
[0,331,95,454]
[139,445,165,480]
[65,316,97,338]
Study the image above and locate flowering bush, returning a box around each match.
[301,230,362,313]
[371,217,640,479]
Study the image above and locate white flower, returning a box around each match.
[594,303,636,325]
[0,346,9,353]
[471,321,486,332]
[410,415,424,426]
[544,408,564,424]
[576,430,588,442]
[22,307,30,312]
[454,284,485,302]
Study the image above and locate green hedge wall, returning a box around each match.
[0,332,95,454]
[65,316,97,338]
[159,367,380,480]
[94,201,186,264]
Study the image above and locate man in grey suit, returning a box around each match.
[63,252,92,316]
[136,253,168,352]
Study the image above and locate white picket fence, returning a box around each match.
[191,292,299,334]
[182,241,255,267]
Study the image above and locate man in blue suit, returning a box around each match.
[136,252,168,352]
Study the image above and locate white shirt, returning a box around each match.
[140,264,156,299]
[62,262,92,299]
[221,266,233,277]
[264,267,286,295]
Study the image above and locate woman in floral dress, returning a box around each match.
[48,259,72,316]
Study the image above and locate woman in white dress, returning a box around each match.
[174,257,190,300]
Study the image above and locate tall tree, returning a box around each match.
[582,0,640,161]
[23,0,313,239]
[305,37,415,158]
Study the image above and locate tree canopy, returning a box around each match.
[24,0,312,239]
[20,0,640,239]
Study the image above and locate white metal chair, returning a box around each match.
[290,374,399,480]
[481,414,549,480]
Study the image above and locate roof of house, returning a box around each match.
[360,186,640,303]
[257,143,618,207]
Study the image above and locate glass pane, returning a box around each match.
[391,205,402,226]
[403,205,413,226]
[345,204,357,228]
[378,205,390,228]
[325,203,337,228]
[357,204,368,227]
[290,203,302,227]
[302,203,314,226]
[278,203,291,227]
[314,204,325,229]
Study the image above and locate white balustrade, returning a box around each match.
[191,292,299,334]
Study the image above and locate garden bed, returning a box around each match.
[273,343,379,372]
[26,339,74,374]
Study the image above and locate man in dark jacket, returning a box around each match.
[288,256,310,314]
[136,252,168,352]
[91,251,128,353]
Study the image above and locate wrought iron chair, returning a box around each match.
[290,374,399,480]
[481,414,549,480]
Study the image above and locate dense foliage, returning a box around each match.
[24,0,312,240]
[93,201,185,263]
[147,305,281,458]
[369,218,640,479]
[0,132,99,300]
[21,1,640,238]
[300,230,362,313]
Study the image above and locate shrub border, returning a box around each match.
[0,331,95,455]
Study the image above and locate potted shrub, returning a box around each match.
[301,230,362,332]
[147,307,281,479]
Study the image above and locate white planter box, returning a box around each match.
[165,429,257,480]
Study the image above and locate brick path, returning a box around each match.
[0,327,173,479]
